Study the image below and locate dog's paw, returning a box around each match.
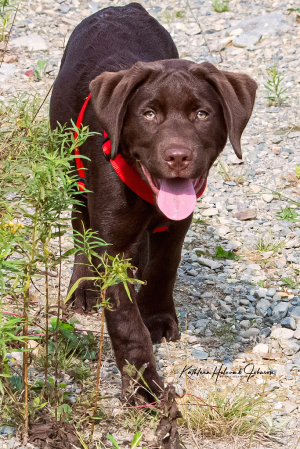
[121,362,164,405]
[67,279,100,313]
[143,313,179,344]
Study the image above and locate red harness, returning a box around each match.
[74,94,206,232]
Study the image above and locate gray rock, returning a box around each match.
[58,3,70,13]
[267,288,276,298]
[233,31,261,48]
[5,351,23,361]
[226,12,287,38]
[194,319,209,329]
[255,287,267,298]
[202,208,219,217]
[224,181,236,186]
[256,298,271,316]
[88,1,100,14]
[253,343,268,354]
[0,426,16,435]
[219,300,231,313]
[285,239,300,249]
[0,63,18,79]
[294,329,300,340]
[287,254,298,263]
[240,320,250,329]
[186,23,201,36]
[192,349,208,360]
[272,302,289,321]
[218,225,230,237]
[260,327,271,337]
[285,402,298,414]
[281,317,296,331]
[279,339,300,356]
[222,360,233,368]
[198,257,222,270]
[288,132,300,139]
[240,328,260,338]
[290,306,300,321]
[10,33,48,51]
[272,293,282,302]
[271,328,294,339]
[262,194,274,203]
[188,336,199,344]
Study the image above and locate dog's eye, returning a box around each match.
[144,111,156,120]
[196,111,207,120]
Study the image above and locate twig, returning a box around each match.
[185,0,223,63]
[186,393,222,416]
[31,83,54,124]
[90,288,106,439]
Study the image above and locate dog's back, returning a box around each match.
[50,2,178,128]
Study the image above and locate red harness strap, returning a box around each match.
[74,95,207,231]
[74,94,91,192]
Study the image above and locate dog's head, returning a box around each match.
[90,60,257,220]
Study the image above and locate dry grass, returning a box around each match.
[177,376,273,440]
[256,234,285,253]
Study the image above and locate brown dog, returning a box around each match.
[50,3,257,401]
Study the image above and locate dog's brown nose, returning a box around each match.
[164,148,192,172]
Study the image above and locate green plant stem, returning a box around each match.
[91,288,106,439]
[217,157,231,181]
[54,224,62,421]
[23,206,39,444]
[40,264,49,401]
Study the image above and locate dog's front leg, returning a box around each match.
[137,215,192,343]
[105,281,164,403]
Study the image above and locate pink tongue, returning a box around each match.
[157,178,196,221]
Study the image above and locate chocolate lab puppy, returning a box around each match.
[50,2,257,401]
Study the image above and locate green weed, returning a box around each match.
[212,0,229,13]
[0,316,33,395]
[213,246,239,260]
[282,277,299,289]
[256,234,285,252]
[161,9,186,24]
[33,319,98,373]
[276,206,299,222]
[211,321,236,343]
[265,66,288,106]
[192,218,205,224]
[0,0,16,42]
[0,93,97,437]
[195,249,205,256]
[34,60,48,80]
[175,10,186,18]
[107,431,146,449]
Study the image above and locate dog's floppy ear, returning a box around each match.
[190,62,257,159]
[90,62,159,159]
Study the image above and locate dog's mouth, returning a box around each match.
[141,165,206,221]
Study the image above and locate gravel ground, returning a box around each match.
[1,0,300,447]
